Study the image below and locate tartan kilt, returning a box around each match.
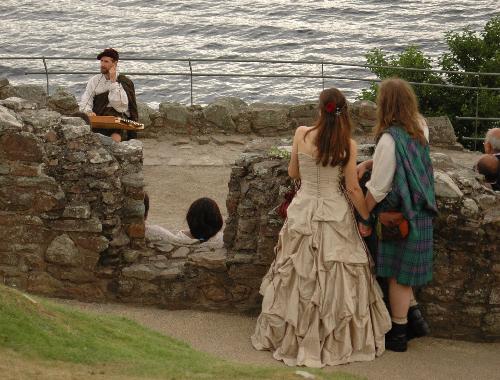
[376,212,433,286]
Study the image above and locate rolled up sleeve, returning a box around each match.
[366,133,396,203]
[108,82,129,114]
[79,77,95,113]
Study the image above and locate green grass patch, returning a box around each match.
[0,285,361,380]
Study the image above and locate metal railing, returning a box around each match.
[1,55,499,148]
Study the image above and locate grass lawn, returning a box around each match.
[0,285,362,380]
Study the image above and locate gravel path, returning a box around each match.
[58,300,500,380]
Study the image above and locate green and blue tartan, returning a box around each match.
[375,126,438,286]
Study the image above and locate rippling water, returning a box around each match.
[0,0,497,106]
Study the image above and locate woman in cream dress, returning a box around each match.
[251,88,391,367]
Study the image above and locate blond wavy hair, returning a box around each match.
[374,78,426,145]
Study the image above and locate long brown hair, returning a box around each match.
[304,87,352,167]
[374,78,426,145]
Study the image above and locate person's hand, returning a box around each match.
[357,161,367,180]
[109,64,117,82]
[87,111,96,117]
[358,222,372,237]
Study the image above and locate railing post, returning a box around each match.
[188,59,193,106]
[321,61,324,90]
[475,74,480,151]
[42,57,49,95]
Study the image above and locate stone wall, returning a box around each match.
[0,96,145,301]
[0,93,267,312]
[223,141,500,342]
[113,226,263,311]
[0,79,461,150]
[2,79,496,342]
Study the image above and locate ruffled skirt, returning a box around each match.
[251,196,391,367]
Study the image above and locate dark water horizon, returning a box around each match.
[0,0,497,107]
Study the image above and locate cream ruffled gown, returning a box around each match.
[251,153,391,368]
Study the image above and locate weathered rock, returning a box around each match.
[63,203,91,219]
[61,124,91,140]
[188,249,227,271]
[88,148,114,164]
[0,97,37,112]
[109,228,131,247]
[71,235,109,253]
[288,103,317,128]
[203,103,237,131]
[45,234,81,266]
[171,246,190,258]
[122,264,156,280]
[159,102,191,127]
[426,116,461,149]
[123,249,140,263]
[47,88,79,115]
[0,132,43,162]
[434,170,463,198]
[50,218,102,233]
[195,135,211,145]
[12,84,47,107]
[350,99,377,129]
[249,103,290,136]
[137,102,154,129]
[158,266,182,280]
[0,105,23,130]
[461,198,479,218]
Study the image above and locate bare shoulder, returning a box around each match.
[295,125,311,135]
[350,138,358,150]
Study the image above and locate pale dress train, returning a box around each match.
[251,152,391,367]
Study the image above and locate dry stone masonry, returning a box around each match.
[223,141,500,342]
[1,78,498,342]
[0,88,145,301]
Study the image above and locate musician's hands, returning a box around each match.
[87,111,96,117]
[109,63,117,82]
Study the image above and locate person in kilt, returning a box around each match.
[357,78,438,352]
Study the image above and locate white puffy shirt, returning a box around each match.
[366,119,430,203]
[79,72,129,116]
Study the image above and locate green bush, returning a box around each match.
[359,16,500,147]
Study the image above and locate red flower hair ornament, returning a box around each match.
[325,101,336,113]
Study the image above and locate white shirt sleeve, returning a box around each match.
[108,81,129,114]
[366,133,396,203]
[79,76,96,113]
[420,116,430,141]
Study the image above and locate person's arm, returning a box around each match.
[365,190,378,213]
[357,159,373,179]
[108,82,129,114]
[365,134,396,211]
[344,140,370,220]
[80,76,96,114]
[288,127,302,179]
[108,66,129,114]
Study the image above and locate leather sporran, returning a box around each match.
[376,211,409,241]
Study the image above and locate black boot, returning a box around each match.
[407,305,430,340]
[386,322,408,352]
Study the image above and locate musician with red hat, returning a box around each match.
[79,48,138,142]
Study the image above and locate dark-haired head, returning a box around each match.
[304,87,352,167]
[186,198,223,241]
